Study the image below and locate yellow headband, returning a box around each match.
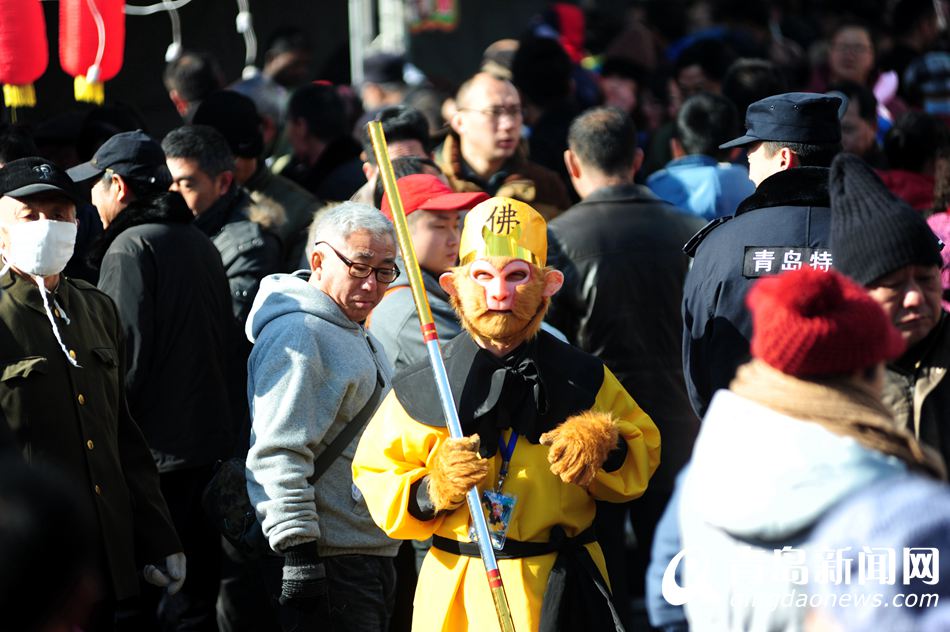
[458,196,547,267]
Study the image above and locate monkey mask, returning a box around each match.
[439,197,563,350]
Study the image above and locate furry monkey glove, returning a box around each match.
[539,411,620,487]
[427,435,490,513]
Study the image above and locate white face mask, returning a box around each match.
[1,219,77,277]
[0,219,81,369]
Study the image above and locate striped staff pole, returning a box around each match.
[368,121,516,632]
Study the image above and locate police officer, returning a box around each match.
[682,92,842,417]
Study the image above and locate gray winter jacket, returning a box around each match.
[245,271,398,558]
[367,264,461,372]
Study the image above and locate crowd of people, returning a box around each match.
[4,0,950,631]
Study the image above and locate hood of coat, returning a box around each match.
[245,270,358,343]
[684,389,908,542]
[386,259,449,299]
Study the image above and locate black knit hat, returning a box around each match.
[830,152,943,285]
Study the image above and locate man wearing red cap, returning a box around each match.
[677,267,943,631]
[368,174,488,371]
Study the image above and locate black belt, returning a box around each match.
[431,525,597,559]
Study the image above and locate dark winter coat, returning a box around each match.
[193,185,283,324]
[278,136,366,203]
[883,313,950,470]
[93,192,241,472]
[0,270,181,600]
[245,164,320,272]
[547,183,704,490]
[682,167,832,417]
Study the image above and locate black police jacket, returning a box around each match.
[547,183,705,489]
[682,167,832,418]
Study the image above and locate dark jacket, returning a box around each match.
[883,313,950,469]
[526,100,581,202]
[278,136,365,203]
[682,167,832,417]
[64,202,104,285]
[92,192,240,472]
[547,183,704,490]
[436,133,571,221]
[0,271,181,600]
[245,164,320,272]
[193,185,283,324]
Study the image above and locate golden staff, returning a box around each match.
[368,121,516,632]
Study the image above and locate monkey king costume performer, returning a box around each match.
[352,197,661,631]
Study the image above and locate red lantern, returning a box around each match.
[0,0,49,108]
[59,0,124,104]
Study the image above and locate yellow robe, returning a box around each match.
[353,365,661,632]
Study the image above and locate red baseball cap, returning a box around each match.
[380,174,489,220]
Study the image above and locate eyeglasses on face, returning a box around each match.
[460,105,523,121]
[315,241,400,283]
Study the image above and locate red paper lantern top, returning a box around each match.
[0,0,49,86]
[59,0,124,81]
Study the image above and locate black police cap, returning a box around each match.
[719,92,842,149]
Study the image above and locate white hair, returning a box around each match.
[311,201,396,252]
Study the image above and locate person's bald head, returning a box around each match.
[451,73,522,175]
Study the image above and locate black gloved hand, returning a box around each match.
[279,542,328,611]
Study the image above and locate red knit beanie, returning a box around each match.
[746,268,905,377]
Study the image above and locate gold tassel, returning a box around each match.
[3,84,37,108]
[73,75,104,104]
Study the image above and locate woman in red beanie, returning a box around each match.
[675,267,944,632]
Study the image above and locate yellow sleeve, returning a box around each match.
[352,390,452,541]
[587,366,662,503]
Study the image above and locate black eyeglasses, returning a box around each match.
[460,105,523,121]
[316,241,400,283]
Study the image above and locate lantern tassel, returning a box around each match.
[73,75,104,104]
[3,84,37,108]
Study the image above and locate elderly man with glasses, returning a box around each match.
[436,71,571,220]
[244,201,400,631]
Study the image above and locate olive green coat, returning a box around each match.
[0,270,181,600]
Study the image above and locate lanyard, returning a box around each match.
[496,431,519,491]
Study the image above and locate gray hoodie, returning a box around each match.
[245,271,398,557]
[367,262,461,372]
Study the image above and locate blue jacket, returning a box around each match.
[647,154,754,221]
[681,167,832,417]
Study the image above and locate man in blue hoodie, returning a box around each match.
[245,201,400,631]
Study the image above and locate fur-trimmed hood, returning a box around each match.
[735,166,831,216]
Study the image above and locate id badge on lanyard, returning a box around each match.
[469,432,518,550]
